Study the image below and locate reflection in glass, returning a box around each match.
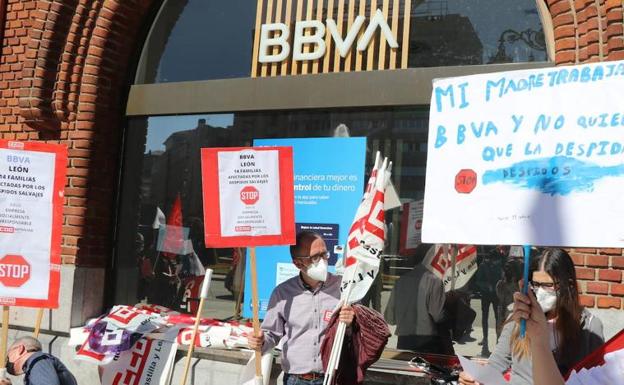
[136,0,548,84]
[115,108,429,321]
[409,0,547,66]
[115,109,540,357]
[136,0,256,83]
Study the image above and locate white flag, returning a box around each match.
[341,152,391,303]
[152,206,166,229]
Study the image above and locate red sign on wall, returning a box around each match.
[201,147,295,247]
[0,140,67,308]
[399,200,423,256]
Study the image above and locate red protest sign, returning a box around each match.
[0,140,66,308]
[399,200,423,256]
[201,147,295,247]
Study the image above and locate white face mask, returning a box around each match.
[306,259,328,282]
[536,287,557,313]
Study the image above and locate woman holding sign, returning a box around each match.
[510,284,565,385]
[459,248,604,385]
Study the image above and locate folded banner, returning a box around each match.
[100,337,177,385]
[75,305,168,364]
[175,322,252,349]
[72,304,254,366]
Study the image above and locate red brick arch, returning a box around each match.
[2,0,161,267]
[546,0,624,64]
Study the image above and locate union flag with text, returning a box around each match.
[341,153,391,303]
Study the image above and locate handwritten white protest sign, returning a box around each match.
[423,60,624,247]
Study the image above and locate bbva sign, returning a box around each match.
[259,9,399,63]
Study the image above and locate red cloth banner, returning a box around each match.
[160,194,184,258]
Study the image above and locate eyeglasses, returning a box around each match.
[531,280,559,290]
[296,251,330,263]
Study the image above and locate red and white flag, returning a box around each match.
[422,244,478,292]
[157,194,187,257]
[340,152,391,303]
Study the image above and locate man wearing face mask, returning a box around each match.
[248,231,355,385]
[2,336,77,385]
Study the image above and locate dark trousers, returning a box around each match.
[480,294,500,342]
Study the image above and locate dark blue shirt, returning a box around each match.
[24,352,77,385]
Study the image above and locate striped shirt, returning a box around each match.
[261,273,342,374]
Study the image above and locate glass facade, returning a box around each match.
[118,0,553,359]
[115,108,537,356]
[136,0,547,84]
[115,107,429,317]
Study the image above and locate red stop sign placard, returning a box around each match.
[0,254,31,287]
[455,169,477,194]
[240,186,260,205]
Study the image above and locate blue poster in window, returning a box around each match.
[244,137,366,319]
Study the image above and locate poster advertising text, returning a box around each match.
[244,137,366,318]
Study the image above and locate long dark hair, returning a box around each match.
[511,248,582,366]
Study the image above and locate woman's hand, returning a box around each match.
[510,283,548,342]
[513,284,565,385]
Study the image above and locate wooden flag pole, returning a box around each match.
[180,269,213,385]
[0,306,10,378]
[249,246,263,383]
[234,248,246,319]
[33,308,44,338]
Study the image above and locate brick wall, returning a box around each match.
[571,248,624,309]
[0,1,623,311]
[0,0,156,268]
[546,0,624,310]
[548,0,624,64]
